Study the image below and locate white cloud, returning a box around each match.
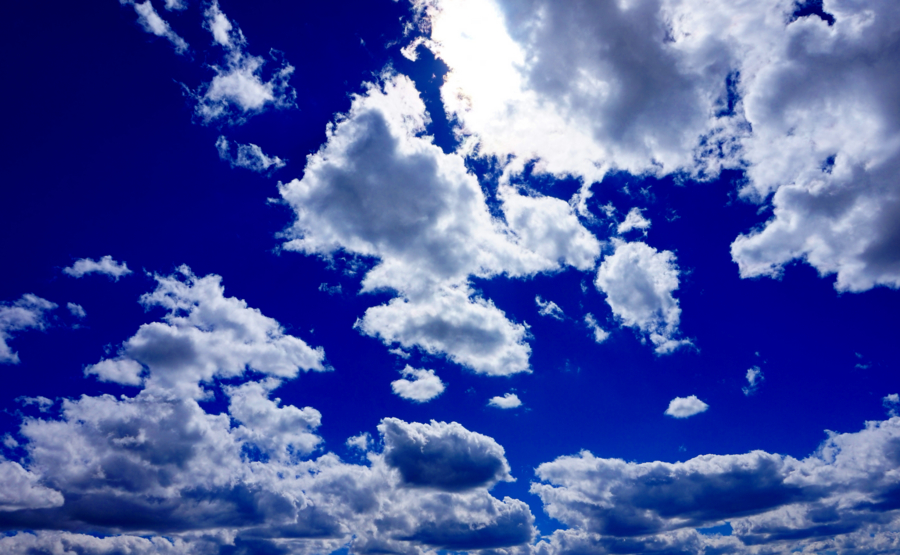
[66,303,85,319]
[84,266,326,397]
[488,392,522,409]
[0,461,64,512]
[163,0,185,10]
[192,2,295,124]
[742,366,764,396]
[584,313,609,344]
[280,72,599,374]
[391,365,445,403]
[63,256,131,280]
[346,432,372,452]
[121,0,188,54]
[595,239,688,354]
[617,207,651,234]
[216,135,286,173]
[535,295,564,320]
[16,396,54,412]
[885,393,899,416]
[0,294,57,365]
[665,395,709,418]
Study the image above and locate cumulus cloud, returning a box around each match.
[665,395,709,418]
[743,366,764,396]
[0,294,57,365]
[0,461,63,512]
[488,393,522,409]
[408,0,900,293]
[192,1,295,124]
[216,135,286,173]
[66,303,86,319]
[617,208,651,235]
[346,432,372,452]
[532,417,900,552]
[84,265,326,397]
[584,313,609,344]
[120,0,188,54]
[595,240,687,354]
[535,296,564,320]
[16,396,54,413]
[885,394,900,417]
[63,255,131,280]
[391,366,445,403]
[280,72,601,374]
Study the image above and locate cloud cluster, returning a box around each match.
[63,255,131,280]
[0,294,57,365]
[280,72,601,374]
[408,0,900,292]
[0,276,536,555]
[532,417,900,553]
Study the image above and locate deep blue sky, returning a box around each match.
[2,1,899,554]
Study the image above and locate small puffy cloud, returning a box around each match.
[379,417,513,491]
[66,303,85,319]
[120,0,188,54]
[0,294,57,365]
[216,136,286,173]
[488,392,522,409]
[535,296,564,320]
[346,432,372,452]
[743,366,764,396]
[665,395,709,419]
[885,394,900,417]
[63,256,131,280]
[595,240,687,354]
[16,396,54,413]
[0,461,64,512]
[584,313,609,344]
[391,366,445,403]
[617,207,651,234]
[84,266,326,397]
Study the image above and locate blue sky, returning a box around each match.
[2,0,900,553]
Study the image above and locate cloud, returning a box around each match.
[743,366,764,396]
[379,417,514,492]
[346,432,372,452]
[192,1,295,124]
[594,240,687,354]
[63,256,132,280]
[0,461,64,512]
[280,72,600,374]
[488,393,522,410]
[216,136,286,173]
[885,394,899,417]
[16,396,54,413]
[84,266,326,397]
[66,303,86,319]
[120,0,188,54]
[532,417,900,551]
[584,313,609,344]
[617,208,651,235]
[535,296,564,320]
[665,395,709,418]
[0,294,57,365]
[391,366,446,403]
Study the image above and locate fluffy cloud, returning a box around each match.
[594,240,687,354]
[63,255,131,280]
[664,395,709,418]
[120,0,188,54]
[617,208,651,235]
[192,1,295,124]
[84,266,326,397]
[743,366,764,396]
[66,303,86,319]
[532,417,900,552]
[280,72,600,374]
[488,393,522,409]
[535,296,564,320]
[583,313,609,344]
[216,136,286,173]
[0,461,63,512]
[0,294,57,365]
[391,366,445,403]
[409,0,900,293]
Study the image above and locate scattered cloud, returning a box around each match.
[584,313,609,344]
[318,282,342,295]
[884,394,899,417]
[0,295,57,365]
[595,240,688,354]
[346,432,372,452]
[488,392,522,409]
[617,207,651,235]
[216,135,286,173]
[390,365,445,403]
[120,0,188,54]
[66,303,85,319]
[63,256,131,280]
[535,295,564,320]
[743,366,764,396]
[16,396,54,413]
[665,395,709,418]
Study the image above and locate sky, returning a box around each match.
[1,0,900,553]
